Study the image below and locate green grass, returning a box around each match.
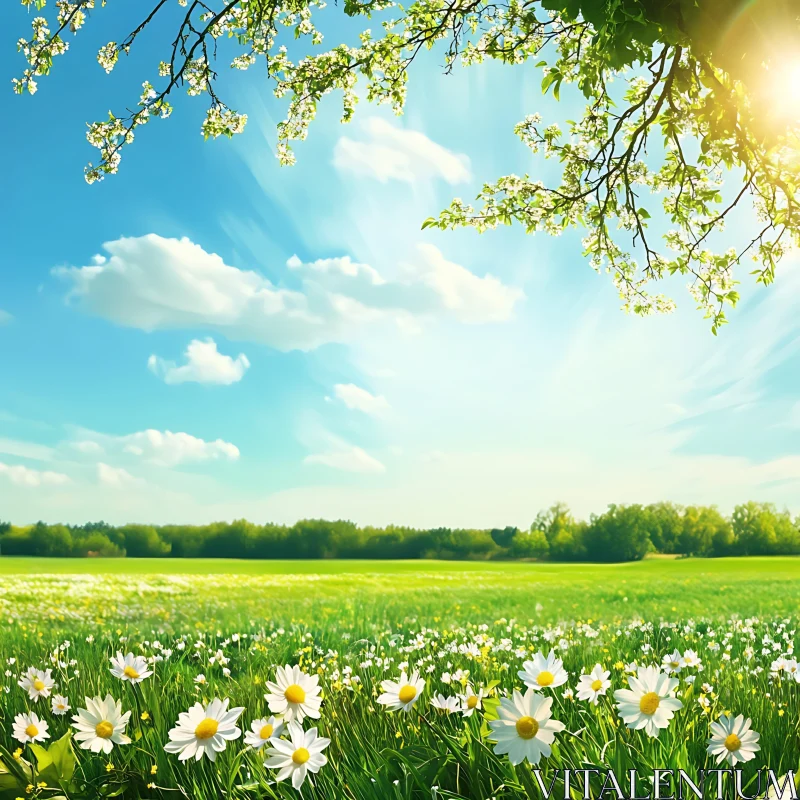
[2,556,799,623]
[1,558,799,799]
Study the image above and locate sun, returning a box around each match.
[742,55,800,141]
[779,60,800,111]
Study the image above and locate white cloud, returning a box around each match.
[54,235,523,351]
[0,310,12,325]
[148,338,251,385]
[405,244,524,323]
[334,118,471,184]
[71,440,104,455]
[0,438,54,462]
[0,462,69,488]
[334,383,390,416]
[69,428,240,468]
[97,462,140,487]
[304,446,386,474]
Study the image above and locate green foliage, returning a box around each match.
[731,501,800,556]
[680,504,733,557]
[489,526,518,549]
[509,528,549,559]
[585,504,654,562]
[3,501,799,563]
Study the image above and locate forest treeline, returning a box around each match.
[2,501,800,562]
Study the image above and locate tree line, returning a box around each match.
[2,501,800,562]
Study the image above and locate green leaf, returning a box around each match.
[30,731,77,786]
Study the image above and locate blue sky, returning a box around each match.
[2,4,800,527]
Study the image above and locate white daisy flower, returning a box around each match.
[265,720,330,791]
[13,712,49,744]
[661,650,685,674]
[682,650,702,669]
[109,652,153,684]
[458,685,484,717]
[51,695,71,715]
[377,670,426,713]
[244,716,285,750]
[265,665,322,724]
[72,694,131,754]
[164,698,244,762]
[18,667,55,702]
[519,650,568,691]
[430,693,460,714]
[488,688,566,766]
[707,713,760,766]
[614,665,683,738]
[576,664,611,705]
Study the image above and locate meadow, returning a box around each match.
[1,557,800,799]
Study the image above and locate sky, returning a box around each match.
[2,4,800,528]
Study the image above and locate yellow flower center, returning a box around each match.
[25,724,39,738]
[95,721,114,739]
[33,680,45,692]
[515,716,539,739]
[398,685,417,704]
[670,661,680,668]
[466,696,478,709]
[536,670,555,687]
[259,723,274,740]
[284,684,306,704]
[194,718,219,740]
[292,747,310,765]
[639,692,660,715]
[724,733,742,752]
[591,679,603,691]
[123,666,140,679]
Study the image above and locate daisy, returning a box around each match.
[164,698,244,762]
[518,651,568,691]
[244,716,285,750]
[614,665,683,738]
[682,650,702,669]
[109,652,153,685]
[51,695,70,715]
[488,688,566,766]
[265,720,330,791]
[265,665,322,724]
[12,712,49,744]
[72,694,131,754]
[576,664,611,705]
[458,685,484,717]
[18,667,55,702]
[707,713,760,766]
[430,693,460,713]
[661,650,685,674]
[377,670,426,713]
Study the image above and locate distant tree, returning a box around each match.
[681,505,734,556]
[73,531,125,558]
[731,502,798,556]
[28,522,73,557]
[646,502,684,554]
[510,529,550,560]
[532,503,586,561]
[490,527,519,549]
[585,505,653,562]
[117,524,171,558]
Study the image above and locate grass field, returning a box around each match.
[1,557,800,799]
